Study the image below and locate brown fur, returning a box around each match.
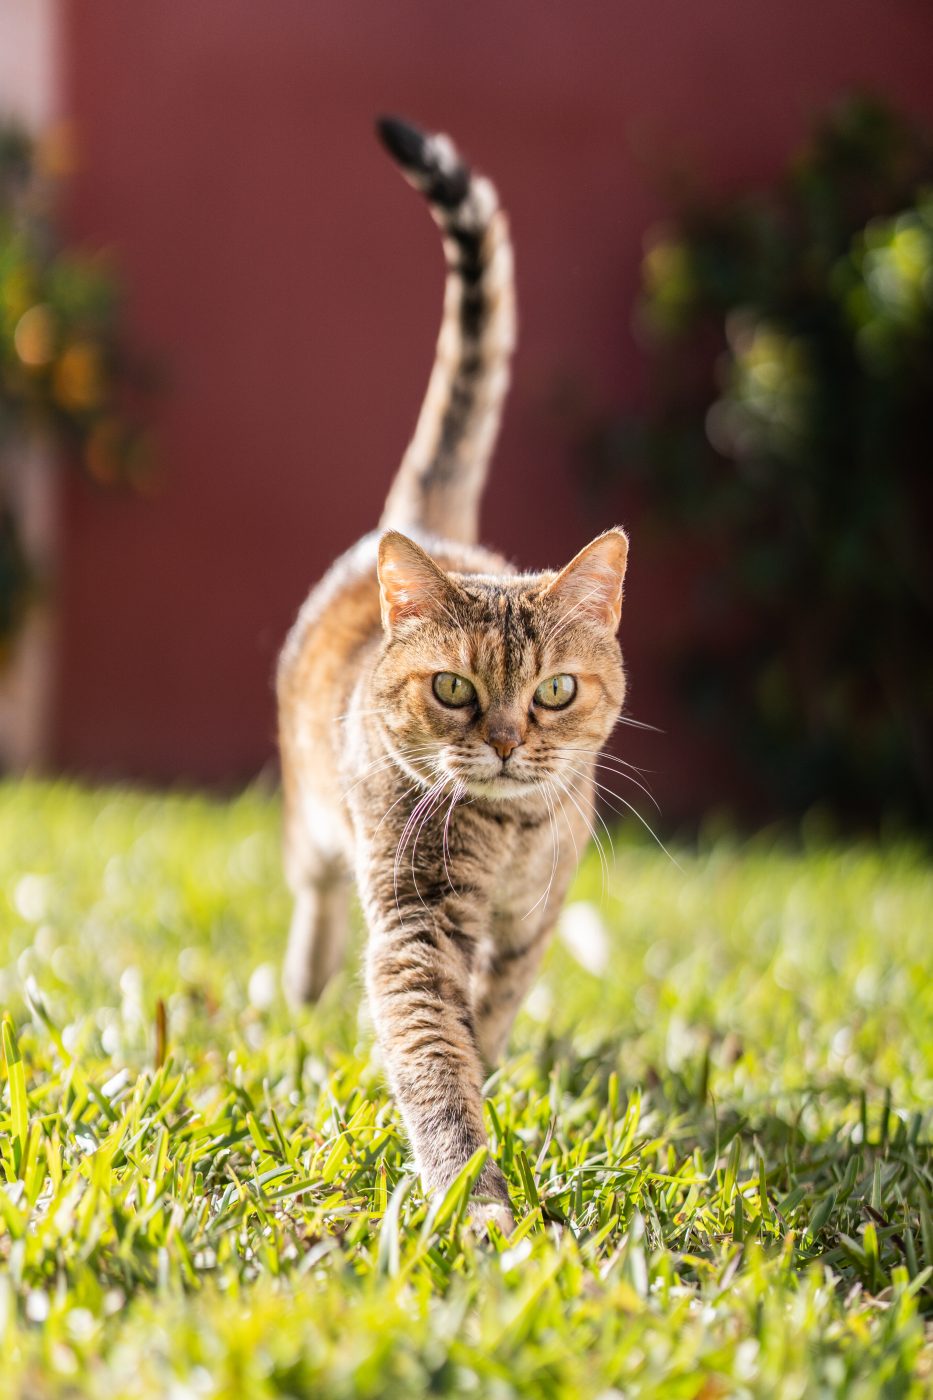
[277,119,629,1230]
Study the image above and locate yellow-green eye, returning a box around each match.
[534,674,576,709]
[432,672,476,708]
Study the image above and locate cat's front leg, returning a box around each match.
[363,891,514,1232]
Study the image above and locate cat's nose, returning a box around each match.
[486,730,522,762]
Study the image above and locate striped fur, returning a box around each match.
[376,117,515,546]
[277,120,629,1233]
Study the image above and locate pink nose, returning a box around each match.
[488,732,521,761]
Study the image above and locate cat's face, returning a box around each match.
[372,531,628,802]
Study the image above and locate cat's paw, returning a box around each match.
[467,1199,517,1240]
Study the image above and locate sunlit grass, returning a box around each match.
[1,781,931,1396]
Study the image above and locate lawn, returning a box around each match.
[0,781,931,1397]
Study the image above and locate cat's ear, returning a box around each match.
[378,531,459,630]
[545,528,629,631]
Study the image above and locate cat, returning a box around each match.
[277,116,629,1233]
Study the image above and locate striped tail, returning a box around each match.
[376,116,516,546]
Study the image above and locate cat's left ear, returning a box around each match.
[545,528,629,631]
[378,530,459,631]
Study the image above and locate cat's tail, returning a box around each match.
[376,116,516,546]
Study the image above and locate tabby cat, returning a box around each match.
[277,117,629,1232]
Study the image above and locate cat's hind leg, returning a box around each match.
[282,787,352,1007]
[472,919,554,1068]
[283,862,352,1006]
[473,809,583,1066]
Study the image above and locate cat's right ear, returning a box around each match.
[377,531,458,631]
[544,528,629,631]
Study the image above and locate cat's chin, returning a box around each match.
[463,774,540,802]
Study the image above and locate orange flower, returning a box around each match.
[53,342,104,412]
[13,304,56,367]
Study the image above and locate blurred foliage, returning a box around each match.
[591,97,933,828]
[0,121,152,660]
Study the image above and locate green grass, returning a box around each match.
[0,781,931,1398]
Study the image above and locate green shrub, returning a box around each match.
[591,97,933,828]
[0,123,151,658]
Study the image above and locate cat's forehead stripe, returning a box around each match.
[459,582,539,629]
[454,585,543,689]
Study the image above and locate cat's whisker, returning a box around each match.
[582,784,617,887]
[560,767,611,880]
[342,743,429,786]
[553,747,661,813]
[340,744,439,801]
[612,712,663,734]
[340,757,400,801]
[542,785,562,915]
[394,775,445,861]
[554,743,654,779]
[550,781,580,868]
[589,771,660,820]
[540,784,554,901]
[589,759,660,810]
[580,768,661,834]
[442,779,466,895]
[393,784,434,887]
[551,770,609,900]
[372,780,422,839]
[342,760,411,802]
[560,760,683,873]
[335,707,398,724]
[596,756,652,789]
[523,782,560,921]
[409,777,453,907]
[594,764,660,813]
[393,776,449,917]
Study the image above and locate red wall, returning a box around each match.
[58,1,933,817]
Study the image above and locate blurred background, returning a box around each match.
[0,0,931,831]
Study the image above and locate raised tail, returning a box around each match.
[376,116,516,546]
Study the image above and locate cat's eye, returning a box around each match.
[432,672,476,708]
[534,674,576,709]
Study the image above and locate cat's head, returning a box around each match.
[372,530,628,801]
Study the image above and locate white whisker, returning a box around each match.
[612,712,663,734]
[555,743,654,779]
[551,771,608,901]
[523,783,560,921]
[409,778,452,908]
[372,781,421,839]
[553,747,660,813]
[560,760,683,873]
[441,779,466,895]
[335,706,398,724]
[551,780,579,869]
[340,744,438,801]
[393,777,448,919]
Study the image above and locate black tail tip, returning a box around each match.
[375,115,472,209]
[376,115,429,172]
